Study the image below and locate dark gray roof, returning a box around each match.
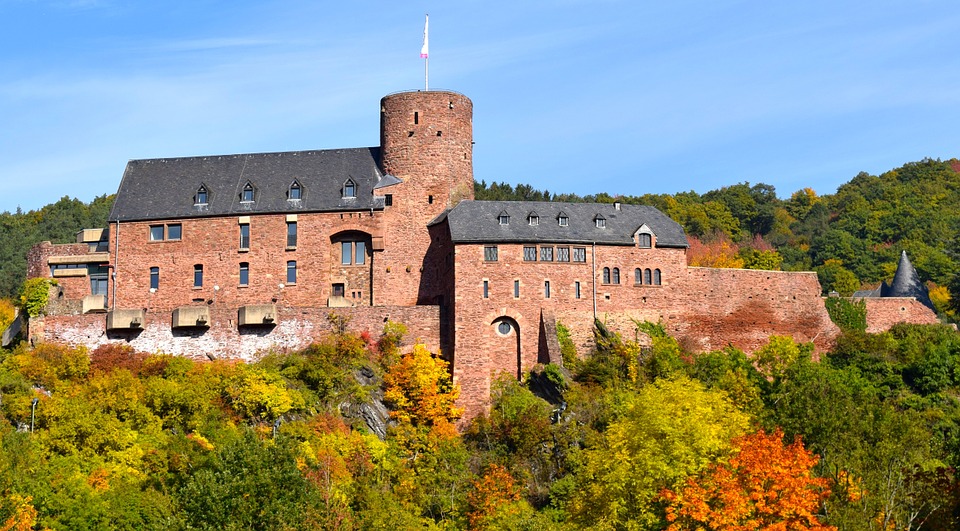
[883,251,935,310]
[109,147,384,222]
[438,200,688,247]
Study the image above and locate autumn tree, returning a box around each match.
[662,428,834,530]
[383,343,462,443]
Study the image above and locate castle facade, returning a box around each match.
[21,90,939,416]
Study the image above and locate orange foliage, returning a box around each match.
[467,464,523,530]
[0,494,38,531]
[687,234,745,268]
[89,343,148,376]
[384,344,462,441]
[662,428,835,530]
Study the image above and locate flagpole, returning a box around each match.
[421,14,429,91]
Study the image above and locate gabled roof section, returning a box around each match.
[443,201,688,247]
[109,147,383,222]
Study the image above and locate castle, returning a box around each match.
[18,90,940,416]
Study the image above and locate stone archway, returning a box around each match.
[492,316,521,379]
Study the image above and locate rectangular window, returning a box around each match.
[514,280,520,298]
[342,242,352,265]
[573,247,586,262]
[385,194,393,206]
[523,246,537,262]
[332,283,345,297]
[287,221,297,248]
[239,223,250,249]
[150,267,159,290]
[540,246,554,262]
[484,246,498,262]
[544,280,551,298]
[575,281,581,299]
[355,241,366,265]
[150,225,164,241]
[239,262,249,286]
[167,224,182,240]
[483,280,489,298]
[557,246,570,262]
[90,273,108,296]
[193,264,203,288]
[287,261,297,284]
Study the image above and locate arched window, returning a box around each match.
[195,185,208,205]
[289,181,302,200]
[654,269,662,285]
[241,182,255,202]
[635,268,642,284]
[603,267,611,284]
[612,268,620,284]
[638,232,652,248]
[644,268,652,285]
[342,179,356,198]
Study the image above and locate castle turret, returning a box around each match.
[375,91,474,306]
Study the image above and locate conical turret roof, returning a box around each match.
[884,251,935,311]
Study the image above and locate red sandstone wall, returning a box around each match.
[36,305,440,360]
[863,298,940,333]
[112,212,384,311]
[27,241,103,300]
[377,91,474,306]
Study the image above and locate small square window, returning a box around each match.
[540,247,554,262]
[150,225,164,241]
[558,215,568,227]
[595,218,606,228]
[167,224,182,240]
[498,214,510,225]
[343,180,356,198]
[557,247,570,262]
[523,246,537,262]
[638,232,652,248]
[484,246,498,262]
[573,247,586,262]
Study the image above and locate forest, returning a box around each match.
[1,157,960,529]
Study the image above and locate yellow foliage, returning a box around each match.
[0,494,38,531]
[384,343,463,442]
[0,299,15,334]
[928,283,952,316]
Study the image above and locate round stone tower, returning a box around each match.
[376,90,474,306]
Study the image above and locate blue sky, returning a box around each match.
[2,0,958,214]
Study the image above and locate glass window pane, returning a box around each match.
[239,263,249,285]
[355,241,366,264]
[150,225,164,241]
[150,267,159,289]
[342,242,352,265]
[523,246,537,261]
[194,265,203,287]
[167,224,181,240]
[287,222,297,247]
[287,261,297,283]
[240,224,250,248]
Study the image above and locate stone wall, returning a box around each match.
[863,297,940,333]
[33,305,440,360]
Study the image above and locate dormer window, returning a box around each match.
[528,212,539,226]
[498,211,510,225]
[343,179,356,198]
[635,224,654,248]
[289,180,302,200]
[558,212,569,227]
[241,182,255,202]
[195,185,208,205]
[595,214,606,229]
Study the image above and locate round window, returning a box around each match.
[497,321,512,335]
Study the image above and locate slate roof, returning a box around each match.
[109,147,385,222]
[882,251,935,310]
[436,200,688,247]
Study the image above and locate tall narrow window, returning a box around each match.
[239,263,249,286]
[287,221,297,247]
[603,267,611,284]
[483,280,489,299]
[514,280,520,298]
[196,185,208,205]
[343,180,356,198]
[289,181,302,200]
[149,267,159,290]
[355,241,366,265]
[644,268,652,285]
[239,223,250,249]
[341,242,352,265]
[575,281,581,299]
[612,268,620,284]
[193,264,203,288]
[287,261,297,284]
[242,183,254,202]
[544,280,551,299]
[654,269,662,285]
[635,268,643,284]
